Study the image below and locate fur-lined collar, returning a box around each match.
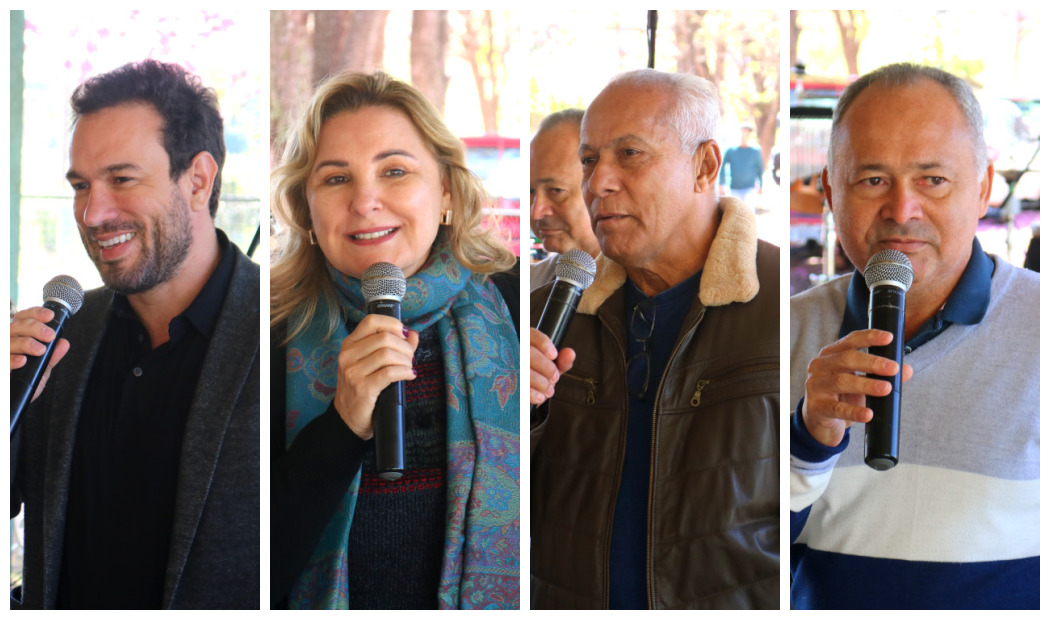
[578,197,759,315]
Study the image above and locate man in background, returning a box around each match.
[719,124,764,208]
[529,108,600,288]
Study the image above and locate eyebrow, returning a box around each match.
[578,133,651,157]
[65,162,143,182]
[855,162,945,174]
[313,149,418,173]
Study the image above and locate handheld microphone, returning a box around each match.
[862,249,914,471]
[11,275,84,434]
[362,262,408,481]
[532,250,597,412]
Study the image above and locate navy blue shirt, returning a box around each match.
[609,269,701,609]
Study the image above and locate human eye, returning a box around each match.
[321,174,350,187]
[859,177,885,187]
[925,176,946,185]
[383,167,407,178]
[70,181,89,192]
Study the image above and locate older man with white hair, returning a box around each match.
[529,69,780,610]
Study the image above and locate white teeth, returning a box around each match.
[98,232,135,248]
[351,228,396,240]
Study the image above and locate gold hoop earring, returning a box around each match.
[308,230,318,245]
[440,210,453,226]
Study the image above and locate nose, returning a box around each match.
[79,185,119,229]
[583,156,620,203]
[881,183,924,224]
[531,187,552,221]
[348,179,382,216]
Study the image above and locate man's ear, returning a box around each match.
[976,161,994,219]
[821,166,835,213]
[184,151,218,213]
[694,139,722,193]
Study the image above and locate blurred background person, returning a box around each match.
[529,109,599,288]
[269,71,520,610]
[718,124,764,209]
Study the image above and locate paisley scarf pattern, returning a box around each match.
[284,243,519,609]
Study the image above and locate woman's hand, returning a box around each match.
[334,314,419,440]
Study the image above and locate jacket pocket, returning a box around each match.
[688,361,779,410]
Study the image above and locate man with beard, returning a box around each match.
[529,109,599,287]
[9,60,259,609]
[529,69,779,609]
[789,63,1038,609]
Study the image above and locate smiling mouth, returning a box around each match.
[350,227,397,240]
[98,232,136,248]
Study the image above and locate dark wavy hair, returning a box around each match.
[70,59,226,217]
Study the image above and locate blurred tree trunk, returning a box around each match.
[789,10,801,69]
[270,10,311,153]
[458,10,510,134]
[314,10,388,83]
[673,11,726,116]
[832,10,866,78]
[411,10,450,114]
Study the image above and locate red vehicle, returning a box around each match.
[461,136,521,256]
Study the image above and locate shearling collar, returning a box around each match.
[578,196,759,315]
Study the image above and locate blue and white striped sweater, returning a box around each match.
[788,256,1039,609]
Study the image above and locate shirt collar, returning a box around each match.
[111,229,236,341]
[838,237,993,339]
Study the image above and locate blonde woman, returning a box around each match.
[270,72,519,610]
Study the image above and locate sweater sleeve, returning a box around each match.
[789,397,849,542]
[270,391,367,605]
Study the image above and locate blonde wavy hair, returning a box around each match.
[270,71,515,341]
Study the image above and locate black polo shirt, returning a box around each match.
[57,231,235,609]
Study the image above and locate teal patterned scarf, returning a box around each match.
[284,242,520,609]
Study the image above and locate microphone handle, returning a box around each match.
[536,280,583,350]
[531,280,584,413]
[11,301,72,434]
[865,285,906,470]
[367,298,406,481]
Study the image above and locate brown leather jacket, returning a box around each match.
[530,199,779,609]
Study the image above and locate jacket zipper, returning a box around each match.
[645,306,706,609]
[561,371,598,405]
[690,362,778,407]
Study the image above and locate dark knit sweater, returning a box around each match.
[271,323,447,609]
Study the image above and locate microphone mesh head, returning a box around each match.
[863,249,914,291]
[362,262,407,302]
[554,249,597,290]
[43,275,84,315]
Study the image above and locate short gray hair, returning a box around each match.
[537,108,584,136]
[599,68,720,154]
[829,62,988,172]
